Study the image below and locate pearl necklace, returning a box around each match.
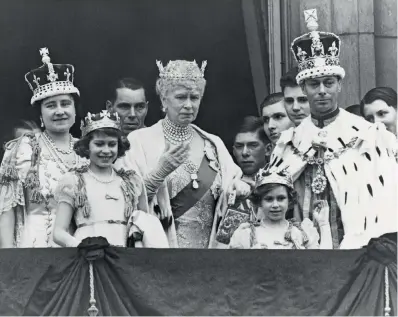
[41,133,76,173]
[43,131,74,154]
[162,117,194,145]
[87,168,115,184]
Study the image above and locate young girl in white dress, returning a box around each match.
[53,110,169,248]
[229,168,333,249]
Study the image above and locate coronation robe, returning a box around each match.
[270,108,397,249]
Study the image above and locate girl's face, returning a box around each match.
[363,99,397,135]
[88,132,118,169]
[40,94,76,133]
[257,185,289,222]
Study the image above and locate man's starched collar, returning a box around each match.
[311,107,340,128]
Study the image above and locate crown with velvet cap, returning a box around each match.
[24,47,80,105]
[80,110,121,136]
[255,166,294,190]
[291,9,345,85]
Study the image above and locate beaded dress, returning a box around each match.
[162,118,222,248]
[0,132,88,247]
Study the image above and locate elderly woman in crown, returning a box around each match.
[0,48,88,248]
[115,60,250,248]
[52,110,169,248]
[229,167,333,249]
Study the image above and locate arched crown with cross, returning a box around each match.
[290,9,345,85]
[24,47,79,105]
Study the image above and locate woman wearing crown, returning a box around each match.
[229,168,333,249]
[115,60,250,248]
[0,48,88,248]
[52,111,169,248]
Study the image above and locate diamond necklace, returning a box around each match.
[43,131,74,154]
[162,117,194,145]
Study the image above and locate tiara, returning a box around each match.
[290,9,345,84]
[24,47,79,105]
[80,110,121,136]
[156,60,207,80]
[255,167,294,189]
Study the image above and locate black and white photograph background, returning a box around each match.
[0,0,396,315]
[0,0,257,152]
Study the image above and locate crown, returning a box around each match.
[80,110,121,136]
[156,60,207,81]
[290,9,345,85]
[255,167,294,190]
[24,47,80,105]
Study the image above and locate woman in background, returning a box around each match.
[360,87,397,136]
[0,119,40,161]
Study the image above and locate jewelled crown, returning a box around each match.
[156,60,207,81]
[291,9,345,85]
[80,110,121,136]
[25,47,80,105]
[255,167,294,190]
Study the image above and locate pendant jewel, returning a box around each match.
[311,166,327,194]
[191,174,199,189]
[184,161,199,189]
[290,136,358,195]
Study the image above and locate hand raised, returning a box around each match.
[312,200,330,227]
[159,140,190,172]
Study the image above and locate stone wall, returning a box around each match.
[286,0,397,107]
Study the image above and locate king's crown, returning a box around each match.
[290,9,345,84]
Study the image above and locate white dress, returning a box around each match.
[55,168,169,247]
[229,219,320,249]
[0,133,88,247]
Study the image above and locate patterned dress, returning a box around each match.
[166,139,222,248]
[0,133,88,247]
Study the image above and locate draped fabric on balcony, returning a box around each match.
[0,233,396,316]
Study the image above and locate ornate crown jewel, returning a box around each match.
[290,9,345,84]
[80,110,121,136]
[156,60,207,80]
[24,47,80,105]
[255,167,294,190]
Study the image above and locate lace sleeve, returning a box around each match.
[0,136,33,214]
[228,223,252,249]
[301,218,320,249]
[54,172,78,208]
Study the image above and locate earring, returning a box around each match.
[40,117,44,128]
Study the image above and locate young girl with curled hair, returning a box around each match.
[53,111,169,248]
[229,169,333,249]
